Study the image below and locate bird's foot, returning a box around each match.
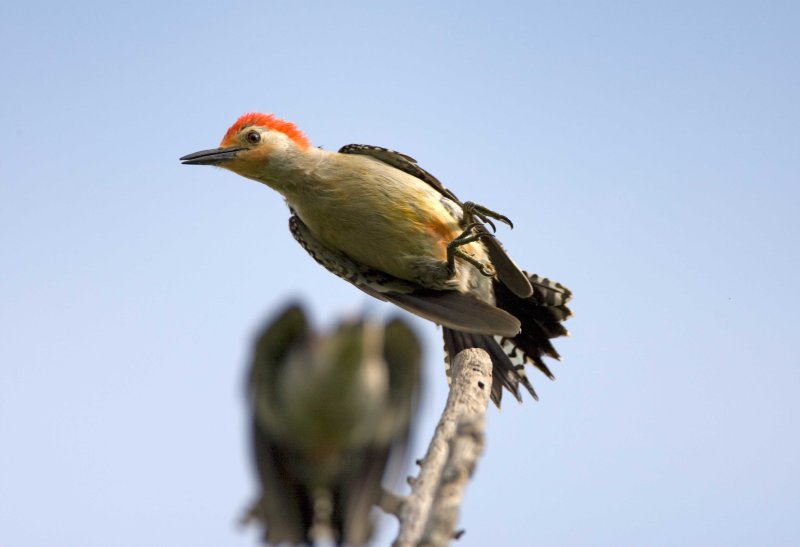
[463,201,513,232]
[446,223,497,278]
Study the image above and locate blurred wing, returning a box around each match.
[382,318,422,426]
[248,303,309,398]
[334,318,422,546]
[246,305,314,544]
[379,318,422,476]
[248,422,314,545]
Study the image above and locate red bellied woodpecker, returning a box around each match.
[181,113,572,404]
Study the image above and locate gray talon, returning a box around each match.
[463,201,514,230]
[446,223,498,278]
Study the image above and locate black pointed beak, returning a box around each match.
[180,146,244,166]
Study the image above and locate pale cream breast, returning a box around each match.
[286,154,458,280]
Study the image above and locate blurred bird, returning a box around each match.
[181,113,572,404]
[244,303,421,545]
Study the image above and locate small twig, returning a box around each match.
[378,488,405,518]
[393,348,492,547]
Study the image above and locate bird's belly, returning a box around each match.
[289,185,467,283]
[285,161,489,287]
[296,206,452,282]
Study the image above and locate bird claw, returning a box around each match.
[463,201,514,231]
[474,258,496,277]
[446,223,498,278]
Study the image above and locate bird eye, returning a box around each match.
[245,130,261,144]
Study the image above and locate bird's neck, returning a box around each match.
[249,146,331,198]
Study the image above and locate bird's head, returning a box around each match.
[180,112,311,181]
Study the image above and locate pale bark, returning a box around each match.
[391,348,492,547]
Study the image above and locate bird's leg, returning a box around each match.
[463,201,514,232]
[447,223,497,278]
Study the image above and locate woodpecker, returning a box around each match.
[245,303,421,545]
[181,112,572,404]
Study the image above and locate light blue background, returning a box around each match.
[2,1,798,545]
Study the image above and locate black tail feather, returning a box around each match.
[494,273,572,380]
[442,273,572,407]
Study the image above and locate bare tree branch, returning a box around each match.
[393,348,492,547]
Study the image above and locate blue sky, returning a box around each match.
[1,1,798,545]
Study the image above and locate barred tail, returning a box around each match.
[442,273,572,406]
